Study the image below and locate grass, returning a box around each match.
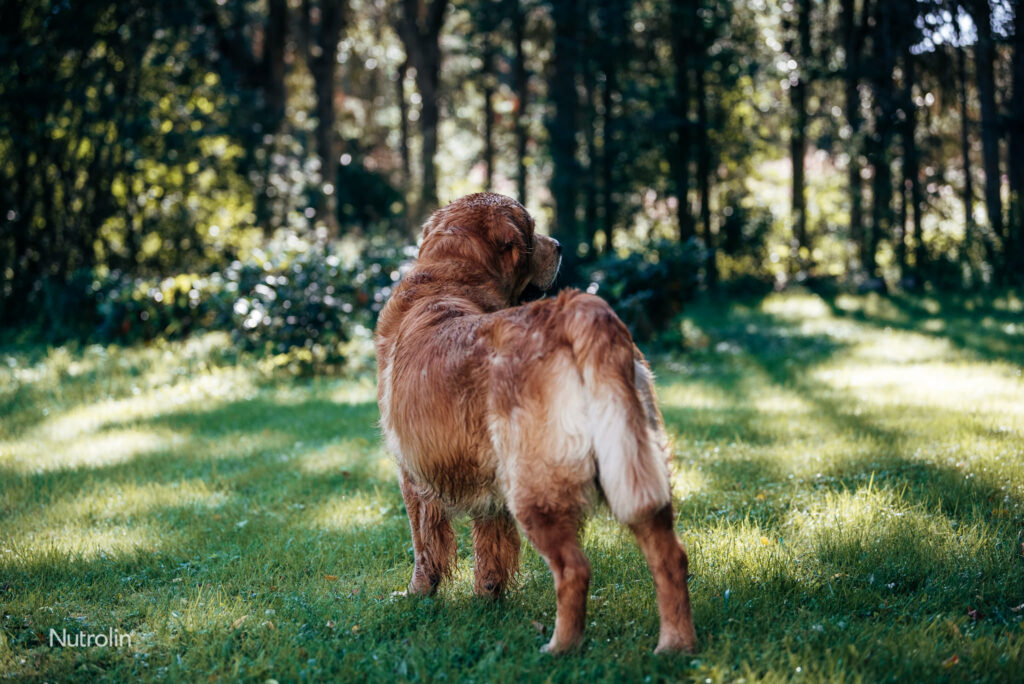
[1,289,1023,682]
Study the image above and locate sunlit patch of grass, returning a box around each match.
[3,292,1024,681]
[307,492,395,532]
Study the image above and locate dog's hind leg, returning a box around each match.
[472,511,521,599]
[628,503,697,653]
[399,469,456,595]
[515,505,590,653]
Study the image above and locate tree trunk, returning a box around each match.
[842,0,866,270]
[959,40,979,271]
[265,0,288,130]
[790,0,811,272]
[482,41,496,191]
[696,57,717,287]
[583,52,600,251]
[901,40,924,276]
[973,0,1004,249]
[397,0,448,221]
[600,0,622,252]
[670,0,695,242]
[396,60,415,235]
[1009,1,1024,277]
[512,0,529,205]
[867,1,896,277]
[305,0,344,236]
[548,0,579,262]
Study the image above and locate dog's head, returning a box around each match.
[418,193,562,303]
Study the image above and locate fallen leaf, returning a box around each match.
[967,608,983,621]
[326,620,336,629]
[351,624,360,633]
[531,620,546,634]
[324,574,339,582]
[942,654,959,669]
[231,615,248,630]
[264,620,275,630]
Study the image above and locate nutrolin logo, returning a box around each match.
[49,627,131,648]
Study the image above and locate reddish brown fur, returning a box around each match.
[375,193,697,653]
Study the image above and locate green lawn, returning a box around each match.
[2,290,1023,682]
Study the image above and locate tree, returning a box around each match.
[203,0,290,233]
[865,0,897,276]
[971,0,1004,253]
[897,2,924,277]
[599,0,626,251]
[842,0,868,269]
[548,0,580,264]
[1009,0,1024,277]
[511,0,531,205]
[788,0,813,272]
[301,0,346,236]
[669,0,696,242]
[396,0,449,220]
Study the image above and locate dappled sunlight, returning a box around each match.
[327,378,378,405]
[782,486,915,538]
[834,293,906,322]
[759,292,832,320]
[7,523,165,561]
[835,328,957,363]
[6,365,257,443]
[812,361,1024,415]
[750,391,814,415]
[1,427,180,474]
[3,293,1023,681]
[306,492,396,532]
[656,380,732,409]
[2,479,227,560]
[671,464,710,500]
[298,441,394,481]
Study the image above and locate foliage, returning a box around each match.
[9,234,414,375]
[580,239,704,341]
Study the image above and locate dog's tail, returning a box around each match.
[563,292,672,524]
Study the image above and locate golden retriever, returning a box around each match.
[375,193,696,653]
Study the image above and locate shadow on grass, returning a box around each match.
[4,293,1024,680]
[814,290,1024,366]
[678,298,1024,518]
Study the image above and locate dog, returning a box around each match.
[375,193,696,654]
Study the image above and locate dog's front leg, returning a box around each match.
[472,511,520,599]
[399,469,456,595]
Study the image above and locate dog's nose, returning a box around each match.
[553,239,562,255]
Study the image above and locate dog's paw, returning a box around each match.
[540,636,582,655]
[653,636,696,655]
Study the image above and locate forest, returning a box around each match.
[1,0,1022,350]
[3,2,1024,681]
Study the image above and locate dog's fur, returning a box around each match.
[375,193,696,653]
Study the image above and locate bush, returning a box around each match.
[19,232,415,375]
[579,239,703,341]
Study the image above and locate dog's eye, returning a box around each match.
[502,240,517,252]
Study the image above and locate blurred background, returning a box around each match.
[0,0,1021,364]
